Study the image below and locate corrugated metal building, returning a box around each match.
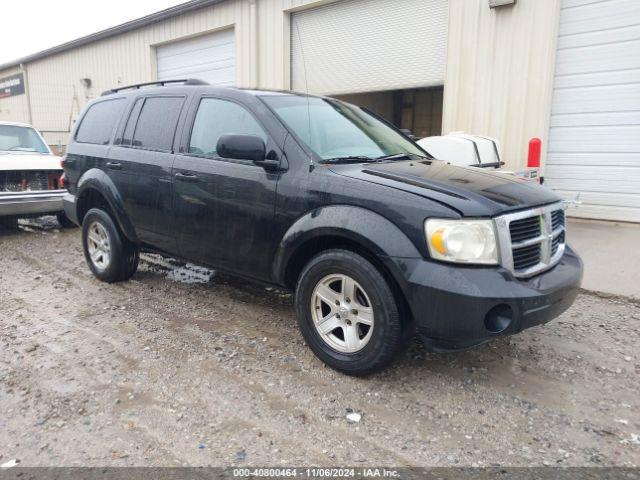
[0,0,638,221]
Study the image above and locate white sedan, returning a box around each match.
[0,121,70,228]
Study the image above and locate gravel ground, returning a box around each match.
[0,219,639,468]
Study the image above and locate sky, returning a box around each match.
[0,0,188,65]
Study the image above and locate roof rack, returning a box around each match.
[101,78,208,96]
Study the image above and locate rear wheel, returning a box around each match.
[295,249,406,375]
[56,212,76,228]
[82,208,139,283]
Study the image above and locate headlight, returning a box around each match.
[425,219,498,265]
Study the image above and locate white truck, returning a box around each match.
[417,132,540,182]
[0,121,70,228]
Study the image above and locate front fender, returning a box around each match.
[273,205,422,285]
[76,168,138,242]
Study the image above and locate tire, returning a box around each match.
[0,216,19,230]
[82,208,139,283]
[56,212,77,228]
[295,249,406,376]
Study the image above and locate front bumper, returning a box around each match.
[0,189,66,217]
[388,245,583,351]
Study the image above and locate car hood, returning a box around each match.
[0,152,61,171]
[328,159,562,217]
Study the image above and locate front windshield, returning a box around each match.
[261,95,426,161]
[0,125,49,154]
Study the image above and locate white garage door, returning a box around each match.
[290,0,448,95]
[156,29,235,86]
[546,0,640,222]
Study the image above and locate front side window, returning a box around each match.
[0,125,49,153]
[261,95,426,161]
[189,98,267,157]
[132,96,184,152]
[76,98,126,145]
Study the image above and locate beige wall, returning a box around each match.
[443,0,561,170]
[0,0,330,147]
[0,0,560,161]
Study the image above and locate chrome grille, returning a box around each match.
[551,210,565,230]
[513,243,541,270]
[552,231,565,256]
[509,216,541,243]
[494,202,567,278]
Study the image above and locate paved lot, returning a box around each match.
[568,219,640,301]
[0,221,639,467]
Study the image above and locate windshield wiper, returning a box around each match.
[319,156,375,165]
[375,152,433,162]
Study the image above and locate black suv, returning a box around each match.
[63,80,583,375]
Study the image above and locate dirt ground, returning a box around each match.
[1,219,638,468]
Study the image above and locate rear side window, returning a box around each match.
[131,96,184,152]
[189,98,267,157]
[76,99,126,145]
[120,98,144,146]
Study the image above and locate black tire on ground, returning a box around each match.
[56,212,77,228]
[0,216,19,230]
[81,208,139,283]
[295,249,407,376]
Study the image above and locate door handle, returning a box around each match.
[106,161,122,170]
[175,172,199,183]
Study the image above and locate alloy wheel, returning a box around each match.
[86,221,111,270]
[310,273,374,353]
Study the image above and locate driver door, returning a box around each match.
[172,97,280,279]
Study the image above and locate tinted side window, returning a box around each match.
[120,98,144,146]
[132,97,184,152]
[189,98,267,156]
[75,99,126,145]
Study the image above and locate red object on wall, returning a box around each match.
[528,137,542,168]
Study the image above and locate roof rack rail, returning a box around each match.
[101,78,208,96]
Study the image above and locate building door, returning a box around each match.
[290,0,448,96]
[545,0,640,222]
[156,29,235,86]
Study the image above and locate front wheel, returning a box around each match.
[295,249,407,375]
[82,208,139,283]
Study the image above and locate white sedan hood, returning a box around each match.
[0,153,62,171]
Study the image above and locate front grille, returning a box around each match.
[496,203,567,278]
[513,243,541,270]
[509,216,541,243]
[0,170,62,192]
[551,210,565,230]
[552,231,565,256]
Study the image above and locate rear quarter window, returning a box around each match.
[75,98,126,145]
[131,96,184,152]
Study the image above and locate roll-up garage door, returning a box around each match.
[156,29,235,86]
[545,0,640,222]
[290,0,448,95]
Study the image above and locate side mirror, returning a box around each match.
[217,134,266,163]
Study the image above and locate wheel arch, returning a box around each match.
[273,205,422,324]
[75,168,138,242]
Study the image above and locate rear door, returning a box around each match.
[172,96,280,279]
[66,97,127,194]
[109,95,186,253]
